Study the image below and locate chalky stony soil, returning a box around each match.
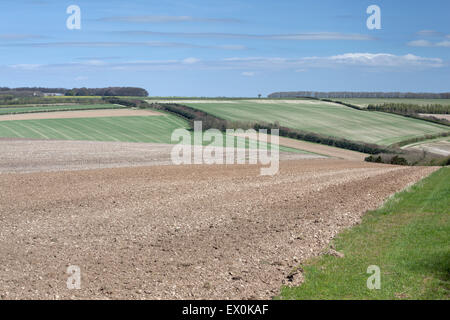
[0,155,436,299]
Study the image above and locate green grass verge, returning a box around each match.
[182,100,449,146]
[0,104,122,115]
[280,167,450,300]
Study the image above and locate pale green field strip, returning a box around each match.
[0,115,307,154]
[0,104,123,115]
[183,101,450,146]
[334,98,450,108]
[0,116,186,143]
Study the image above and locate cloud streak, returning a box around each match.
[113,30,375,41]
[7,53,444,73]
[408,39,450,47]
[0,34,45,40]
[0,41,247,50]
[98,15,242,24]
[416,30,444,37]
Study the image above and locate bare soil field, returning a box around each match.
[0,138,322,173]
[0,109,162,121]
[234,133,367,161]
[0,158,436,299]
[406,139,450,156]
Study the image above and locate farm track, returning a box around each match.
[0,158,436,299]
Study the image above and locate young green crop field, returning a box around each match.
[0,104,122,115]
[333,98,450,108]
[0,114,307,153]
[182,100,450,146]
[0,115,188,143]
[280,167,449,300]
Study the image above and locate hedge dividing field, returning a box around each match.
[183,100,450,146]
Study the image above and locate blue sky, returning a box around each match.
[0,0,449,96]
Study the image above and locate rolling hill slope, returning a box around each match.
[181,99,450,146]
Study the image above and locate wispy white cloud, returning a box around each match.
[98,15,241,23]
[113,30,375,41]
[326,53,443,68]
[409,39,450,48]
[409,30,450,47]
[182,57,200,64]
[407,40,433,47]
[437,41,450,47]
[0,41,247,50]
[267,33,374,41]
[9,64,43,70]
[416,30,444,37]
[220,53,444,69]
[0,34,44,40]
[6,53,445,73]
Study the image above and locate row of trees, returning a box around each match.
[268,91,450,99]
[0,87,149,97]
[367,103,450,114]
[0,87,66,94]
[65,87,148,97]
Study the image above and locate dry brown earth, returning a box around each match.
[0,158,436,299]
[0,138,322,173]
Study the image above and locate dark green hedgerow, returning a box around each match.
[367,103,450,115]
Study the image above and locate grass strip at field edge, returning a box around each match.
[278,167,449,300]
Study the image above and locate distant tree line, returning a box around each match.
[367,103,450,114]
[65,87,148,97]
[0,96,106,106]
[0,87,149,97]
[268,91,450,99]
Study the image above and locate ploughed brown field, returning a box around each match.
[0,138,436,299]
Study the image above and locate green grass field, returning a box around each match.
[0,104,122,115]
[183,100,450,146]
[280,168,449,300]
[333,98,450,108]
[0,115,188,143]
[0,114,307,153]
